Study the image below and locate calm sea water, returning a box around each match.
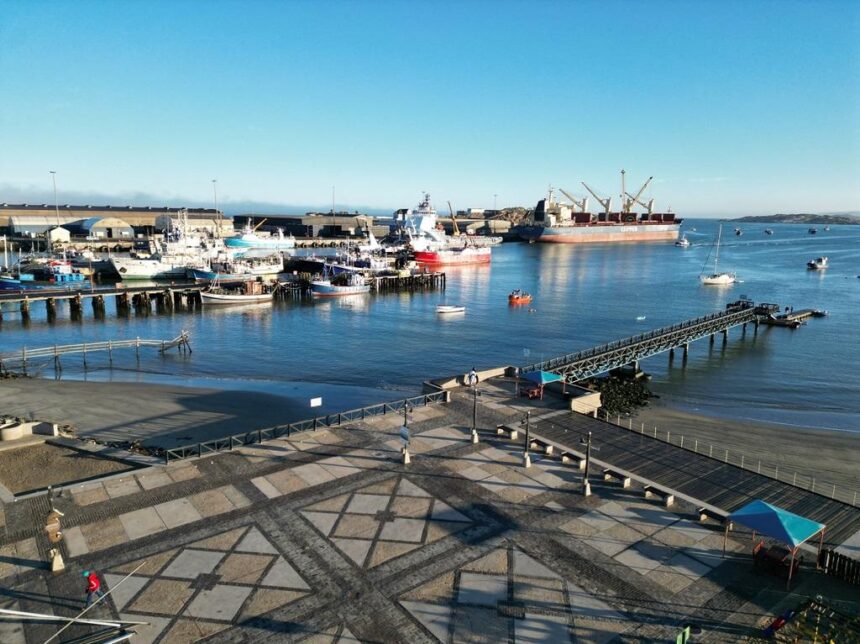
[2,219,858,432]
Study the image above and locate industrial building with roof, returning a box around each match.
[0,203,232,237]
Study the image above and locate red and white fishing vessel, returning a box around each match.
[414,246,491,266]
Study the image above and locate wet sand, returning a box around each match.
[0,378,311,447]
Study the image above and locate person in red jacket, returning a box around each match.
[83,570,105,607]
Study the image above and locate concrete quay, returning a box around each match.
[1,379,858,643]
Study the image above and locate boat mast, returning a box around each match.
[714,224,722,273]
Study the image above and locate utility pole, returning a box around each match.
[212,179,220,237]
[49,171,60,252]
[522,410,531,468]
[400,402,411,464]
[471,386,480,444]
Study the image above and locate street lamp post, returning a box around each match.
[49,171,60,252]
[212,179,220,237]
[471,386,480,444]
[580,431,599,497]
[401,401,412,464]
[522,410,531,468]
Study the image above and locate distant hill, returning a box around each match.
[733,213,860,225]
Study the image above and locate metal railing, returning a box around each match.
[163,390,448,463]
[521,305,757,380]
[595,409,858,507]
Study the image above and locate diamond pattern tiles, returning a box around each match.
[400,545,628,644]
[300,475,472,569]
[104,524,311,643]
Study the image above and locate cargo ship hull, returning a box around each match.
[519,223,680,244]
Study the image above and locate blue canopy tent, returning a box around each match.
[723,499,826,588]
[520,370,565,399]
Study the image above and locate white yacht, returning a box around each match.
[700,225,737,285]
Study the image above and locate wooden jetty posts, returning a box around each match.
[0,272,445,323]
[0,331,191,376]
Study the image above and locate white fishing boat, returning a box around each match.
[700,225,737,285]
[675,236,690,248]
[201,279,274,305]
[311,270,370,297]
[436,304,465,314]
[806,256,828,270]
[225,219,296,251]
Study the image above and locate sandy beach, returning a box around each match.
[1,377,857,501]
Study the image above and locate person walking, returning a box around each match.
[83,570,106,607]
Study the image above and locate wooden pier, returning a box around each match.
[0,331,191,376]
[759,308,827,329]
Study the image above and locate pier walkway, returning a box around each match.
[521,300,765,381]
[523,411,860,547]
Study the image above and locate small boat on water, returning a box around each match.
[806,256,828,270]
[808,227,818,235]
[700,225,738,286]
[675,236,691,248]
[436,304,465,314]
[508,290,532,305]
[764,228,774,235]
[201,280,274,305]
[311,271,370,297]
[734,228,743,236]
[823,226,831,231]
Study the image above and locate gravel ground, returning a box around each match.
[0,443,135,494]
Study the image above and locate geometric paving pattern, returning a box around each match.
[300,475,472,569]
[104,524,311,643]
[559,499,721,594]
[399,544,627,643]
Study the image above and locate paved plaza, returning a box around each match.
[0,380,857,642]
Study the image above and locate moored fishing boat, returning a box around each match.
[190,252,283,283]
[201,278,274,305]
[311,271,370,297]
[225,220,295,251]
[414,246,491,266]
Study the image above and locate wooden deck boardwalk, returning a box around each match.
[527,411,860,548]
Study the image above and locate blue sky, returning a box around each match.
[1,0,858,216]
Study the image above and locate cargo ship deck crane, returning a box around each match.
[559,188,589,213]
[625,192,656,215]
[581,182,612,214]
[447,201,461,236]
[622,176,653,213]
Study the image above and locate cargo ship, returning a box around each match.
[518,172,682,244]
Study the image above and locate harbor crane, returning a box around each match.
[559,188,589,213]
[622,174,653,213]
[625,191,656,215]
[447,201,461,236]
[581,182,613,214]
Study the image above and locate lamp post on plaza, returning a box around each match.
[580,431,599,497]
[471,385,480,444]
[522,410,531,468]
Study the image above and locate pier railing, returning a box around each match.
[521,303,758,381]
[163,390,448,462]
[585,406,859,507]
[0,331,191,374]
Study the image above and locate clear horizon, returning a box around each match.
[1,0,858,216]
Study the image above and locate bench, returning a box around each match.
[561,453,586,470]
[603,468,632,488]
[644,485,675,508]
[496,424,518,440]
[696,506,725,523]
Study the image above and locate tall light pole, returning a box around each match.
[471,385,480,444]
[580,431,599,497]
[212,179,220,237]
[49,171,60,252]
[522,410,531,468]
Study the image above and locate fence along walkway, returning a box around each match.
[0,331,191,374]
[164,391,447,462]
[527,411,860,548]
[521,302,759,381]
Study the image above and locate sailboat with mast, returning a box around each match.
[700,224,737,285]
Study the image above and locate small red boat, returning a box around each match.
[508,290,532,305]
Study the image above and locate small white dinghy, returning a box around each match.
[436,305,465,314]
